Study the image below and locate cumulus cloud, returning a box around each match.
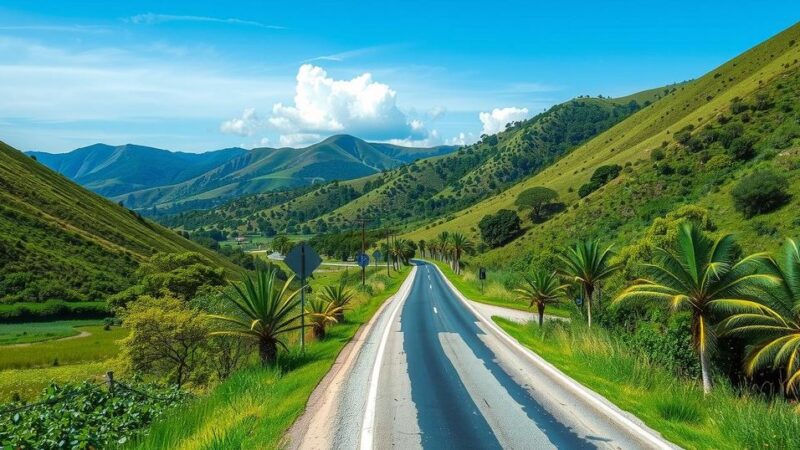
[479,107,529,135]
[220,107,260,136]
[266,64,432,146]
[445,132,475,146]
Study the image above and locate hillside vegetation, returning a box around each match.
[169,89,665,237]
[111,135,456,211]
[408,22,800,268]
[0,141,236,304]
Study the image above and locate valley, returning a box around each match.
[2,8,800,450]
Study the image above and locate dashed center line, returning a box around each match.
[433,307,438,314]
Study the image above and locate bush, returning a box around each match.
[478,209,522,248]
[578,164,622,198]
[731,170,791,217]
[0,380,189,448]
[0,301,109,323]
[728,135,758,160]
[650,148,666,161]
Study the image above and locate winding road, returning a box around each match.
[290,261,674,450]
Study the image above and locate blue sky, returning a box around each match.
[0,1,797,153]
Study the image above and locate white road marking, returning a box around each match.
[430,264,674,450]
[430,284,433,289]
[433,307,438,314]
[359,267,417,450]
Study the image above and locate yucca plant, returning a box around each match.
[318,278,356,322]
[558,239,619,328]
[615,223,775,393]
[209,268,304,366]
[515,270,567,326]
[722,238,800,394]
[305,298,341,340]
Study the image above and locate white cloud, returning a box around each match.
[445,132,475,146]
[267,64,432,147]
[128,13,284,29]
[279,133,321,147]
[220,108,260,136]
[479,107,529,135]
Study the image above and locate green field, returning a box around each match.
[496,318,800,449]
[131,265,411,449]
[0,323,128,401]
[0,319,102,345]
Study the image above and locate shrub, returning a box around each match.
[728,135,758,160]
[650,148,666,161]
[578,164,622,198]
[731,170,791,217]
[478,209,522,248]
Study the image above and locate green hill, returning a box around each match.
[29,144,247,198]
[0,141,238,304]
[163,89,665,236]
[407,22,800,269]
[115,135,456,211]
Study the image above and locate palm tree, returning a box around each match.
[615,223,774,394]
[210,268,304,365]
[449,232,474,274]
[437,231,450,263]
[418,240,427,258]
[722,238,800,394]
[318,278,355,322]
[515,270,567,326]
[558,239,619,328]
[305,298,341,340]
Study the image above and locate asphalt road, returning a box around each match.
[295,261,672,450]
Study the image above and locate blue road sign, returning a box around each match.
[356,253,370,268]
[372,250,382,260]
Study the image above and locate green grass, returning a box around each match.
[428,259,572,318]
[495,318,800,449]
[0,319,102,345]
[131,265,412,449]
[0,324,128,370]
[0,361,114,402]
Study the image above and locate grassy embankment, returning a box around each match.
[131,264,411,449]
[428,259,572,318]
[0,322,128,400]
[496,318,800,449]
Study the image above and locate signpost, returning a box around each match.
[356,252,370,286]
[372,250,381,270]
[284,242,322,352]
[479,267,486,293]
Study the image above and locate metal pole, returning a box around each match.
[386,228,390,276]
[361,219,366,286]
[300,245,305,353]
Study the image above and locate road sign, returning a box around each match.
[575,297,584,307]
[356,253,370,268]
[479,268,486,280]
[372,250,382,260]
[284,243,322,278]
[284,243,321,353]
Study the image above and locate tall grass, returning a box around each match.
[0,325,127,370]
[497,318,800,449]
[131,266,411,449]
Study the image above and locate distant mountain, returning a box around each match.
[1,141,238,303]
[29,136,457,210]
[28,144,247,198]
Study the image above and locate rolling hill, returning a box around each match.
[405,21,800,270]
[28,144,248,198]
[103,135,455,210]
[0,141,238,304]
[164,88,668,236]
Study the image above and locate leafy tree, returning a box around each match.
[210,268,304,365]
[731,170,791,218]
[108,252,225,309]
[578,164,622,198]
[318,278,355,322]
[478,209,522,248]
[515,187,559,223]
[120,295,209,387]
[650,148,666,161]
[271,235,294,255]
[305,298,341,340]
[514,270,567,326]
[558,239,618,328]
[722,239,800,394]
[417,239,427,258]
[614,223,774,394]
